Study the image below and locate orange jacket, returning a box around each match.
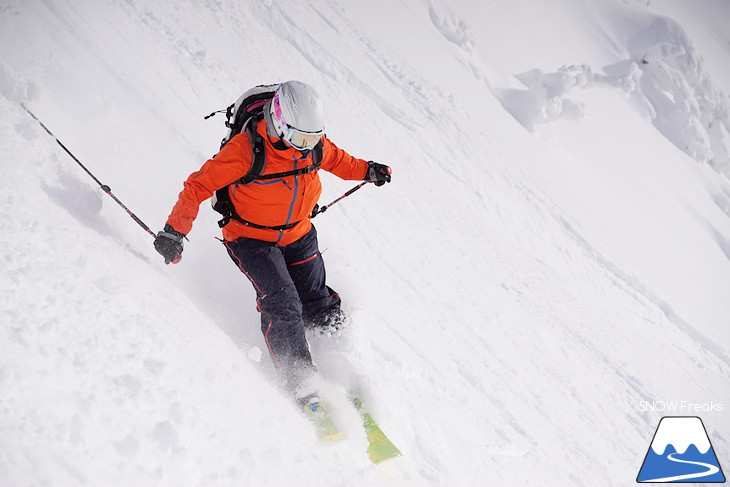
[166,118,369,246]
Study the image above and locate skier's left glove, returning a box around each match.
[365,161,392,187]
[154,224,185,264]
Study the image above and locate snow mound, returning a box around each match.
[631,16,730,174]
[496,14,730,176]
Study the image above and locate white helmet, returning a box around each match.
[269,80,325,151]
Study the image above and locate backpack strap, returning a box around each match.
[227,134,323,185]
[214,124,324,229]
[221,214,302,231]
[237,113,266,184]
[255,141,323,180]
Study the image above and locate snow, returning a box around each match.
[1,0,729,486]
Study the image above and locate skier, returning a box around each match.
[153,80,391,403]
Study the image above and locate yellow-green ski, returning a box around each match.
[302,399,346,441]
[353,397,402,464]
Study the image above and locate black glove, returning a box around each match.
[154,224,185,264]
[365,161,392,187]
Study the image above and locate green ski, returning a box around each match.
[302,398,346,441]
[301,395,402,463]
[352,397,402,464]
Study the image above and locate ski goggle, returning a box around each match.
[272,91,324,151]
[280,125,323,151]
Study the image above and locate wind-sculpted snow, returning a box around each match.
[496,13,730,176]
[495,64,595,130]
[630,16,730,174]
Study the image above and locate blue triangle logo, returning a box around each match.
[637,416,726,483]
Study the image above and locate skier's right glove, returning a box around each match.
[365,161,392,187]
[154,224,185,264]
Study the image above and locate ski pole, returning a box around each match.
[22,104,157,239]
[311,181,370,218]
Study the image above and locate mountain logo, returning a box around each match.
[637,416,726,483]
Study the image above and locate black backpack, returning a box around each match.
[206,84,323,229]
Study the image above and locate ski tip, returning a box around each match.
[370,450,403,464]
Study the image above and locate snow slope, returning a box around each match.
[1,0,729,486]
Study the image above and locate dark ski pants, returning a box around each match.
[224,226,341,391]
